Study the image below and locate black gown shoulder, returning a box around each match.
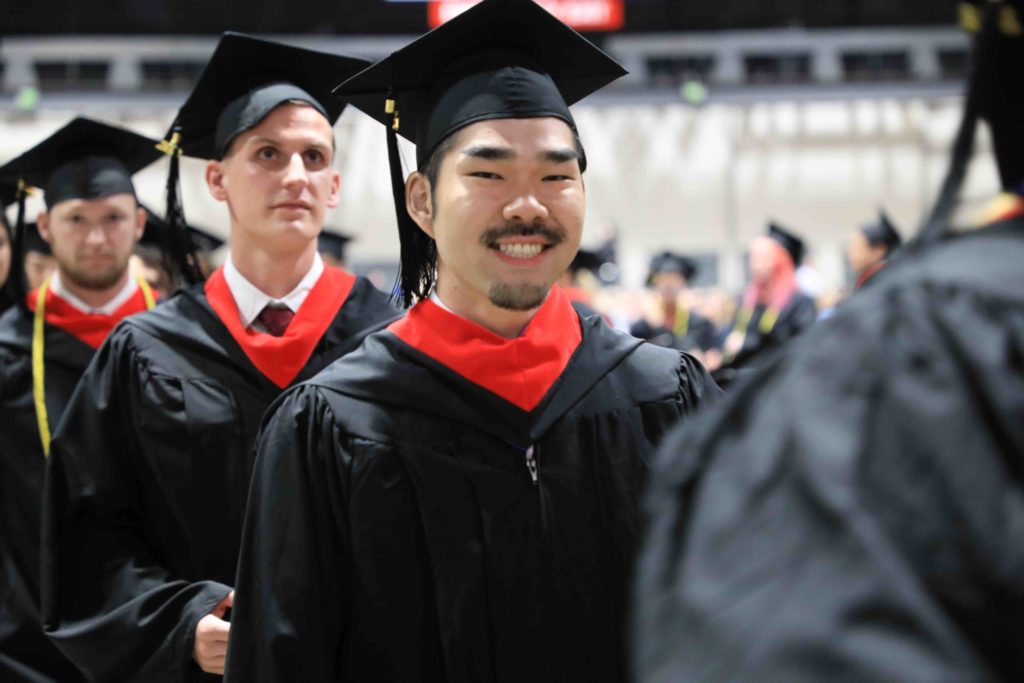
[634,218,1024,683]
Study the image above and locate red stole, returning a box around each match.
[27,285,154,350]
[204,266,355,388]
[388,285,582,412]
[855,261,887,289]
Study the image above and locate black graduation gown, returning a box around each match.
[715,291,817,386]
[633,217,1024,682]
[0,307,89,683]
[40,276,396,683]
[630,308,718,352]
[225,316,720,683]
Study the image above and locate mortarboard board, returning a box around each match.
[156,32,370,285]
[860,210,903,253]
[767,222,807,268]
[166,32,370,162]
[334,0,628,307]
[0,117,159,209]
[187,225,226,255]
[139,204,225,269]
[0,117,160,310]
[647,251,697,284]
[318,230,353,262]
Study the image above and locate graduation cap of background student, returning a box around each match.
[157,31,371,284]
[0,116,160,309]
[647,251,697,286]
[317,230,353,266]
[334,0,628,306]
[140,204,225,255]
[918,0,1024,245]
[860,210,902,254]
[22,222,52,256]
[767,222,807,268]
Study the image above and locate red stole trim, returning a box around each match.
[562,286,592,306]
[855,261,887,289]
[204,266,355,388]
[388,285,582,412]
[27,285,155,350]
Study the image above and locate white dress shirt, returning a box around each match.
[50,270,139,315]
[223,253,324,332]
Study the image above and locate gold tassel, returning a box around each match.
[155,132,183,157]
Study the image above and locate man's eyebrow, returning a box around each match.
[542,147,581,164]
[248,135,331,150]
[461,145,516,161]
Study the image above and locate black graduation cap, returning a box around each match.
[157,32,370,285]
[0,179,15,234]
[647,251,697,284]
[860,210,902,253]
[568,248,604,275]
[334,0,628,306]
[318,230,353,262]
[22,222,52,256]
[767,222,806,268]
[0,117,159,209]
[188,225,225,254]
[166,32,370,161]
[0,117,160,309]
[139,204,225,261]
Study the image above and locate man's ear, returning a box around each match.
[206,159,228,202]
[36,211,52,242]
[134,205,147,243]
[406,172,435,239]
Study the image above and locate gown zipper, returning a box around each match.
[525,444,539,485]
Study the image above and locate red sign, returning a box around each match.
[428,0,624,32]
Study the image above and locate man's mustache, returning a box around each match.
[480,223,567,248]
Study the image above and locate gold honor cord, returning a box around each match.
[32,276,156,457]
[672,306,690,340]
[723,305,781,364]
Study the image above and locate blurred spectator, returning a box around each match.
[22,222,57,292]
[631,252,719,363]
[317,229,352,270]
[847,210,903,288]
[714,223,816,378]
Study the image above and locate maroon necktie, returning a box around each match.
[256,304,295,337]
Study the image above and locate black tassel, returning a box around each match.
[386,100,436,308]
[913,2,994,248]
[160,128,203,287]
[10,182,30,313]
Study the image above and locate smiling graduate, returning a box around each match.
[225,1,720,681]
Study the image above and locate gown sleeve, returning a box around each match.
[41,326,232,683]
[225,385,352,682]
[634,280,1024,683]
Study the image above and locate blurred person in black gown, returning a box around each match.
[631,251,719,361]
[633,2,1024,681]
[21,223,57,293]
[0,117,162,683]
[714,222,816,382]
[847,209,903,289]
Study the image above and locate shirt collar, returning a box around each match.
[49,270,139,316]
[223,252,324,329]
